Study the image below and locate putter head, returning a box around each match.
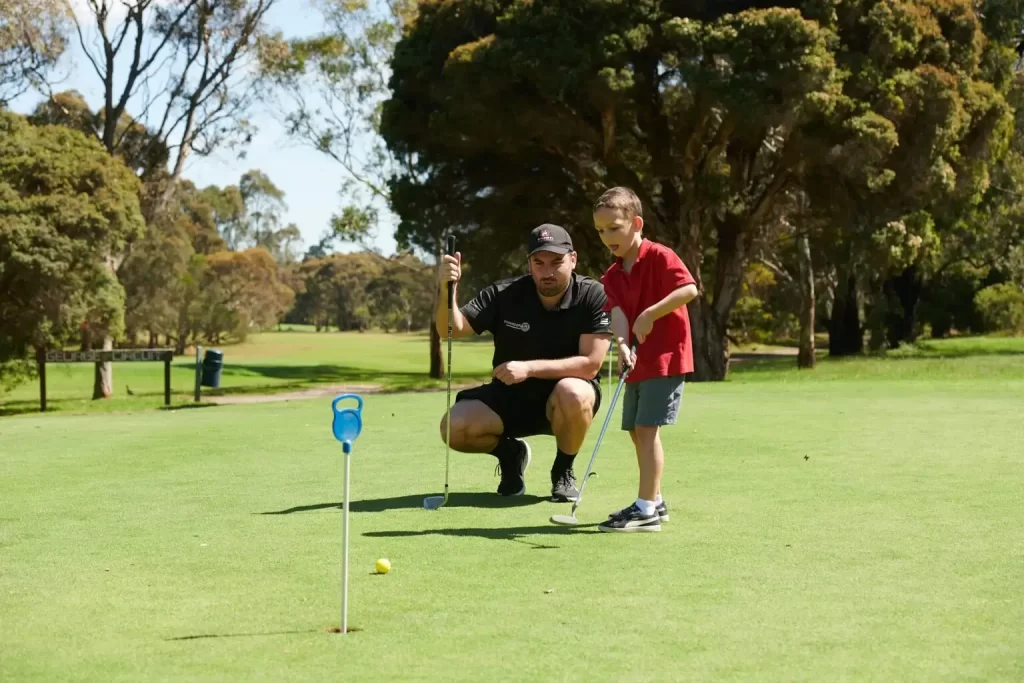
[423,495,446,510]
[549,513,579,526]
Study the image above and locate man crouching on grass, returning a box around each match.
[436,224,613,502]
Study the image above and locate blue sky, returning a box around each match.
[8,0,398,257]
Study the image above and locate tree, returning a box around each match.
[260,0,415,245]
[28,90,171,183]
[197,183,246,249]
[0,0,71,106]
[63,0,280,397]
[754,190,821,368]
[285,250,433,333]
[67,0,279,199]
[800,0,1013,355]
[118,179,227,350]
[191,248,295,342]
[261,0,449,377]
[381,1,840,380]
[0,112,144,390]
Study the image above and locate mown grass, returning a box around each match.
[1,353,1022,680]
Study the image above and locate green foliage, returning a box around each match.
[287,251,434,332]
[28,90,172,182]
[728,262,803,344]
[260,0,414,250]
[974,282,1024,334]
[382,1,852,379]
[0,0,71,106]
[0,359,35,395]
[192,248,296,342]
[0,112,144,388]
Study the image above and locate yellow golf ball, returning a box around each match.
[375,558,391,574]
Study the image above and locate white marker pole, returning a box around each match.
[341,440,351,634]
[330,393,363,636]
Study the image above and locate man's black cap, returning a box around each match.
[528,223,574,256]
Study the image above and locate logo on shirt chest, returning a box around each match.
[504,320,531,333]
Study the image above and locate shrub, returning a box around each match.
[974,283,1024,335]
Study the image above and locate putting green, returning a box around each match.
[2,374,1023,680]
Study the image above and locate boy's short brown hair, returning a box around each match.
[594,186,642,220]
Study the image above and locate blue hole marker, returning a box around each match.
[331,394,363,634]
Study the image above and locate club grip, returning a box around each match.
[445,234,456,309]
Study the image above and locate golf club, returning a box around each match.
[424,234,457,511]
[550,342,637,526]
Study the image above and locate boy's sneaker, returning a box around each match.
[598,503,661,533]
[495,439,531,496]
[608,499,670,522]
[550,468,579,502]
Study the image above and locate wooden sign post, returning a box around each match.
[36,348,175,412]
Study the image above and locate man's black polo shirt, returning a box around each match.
[461,273,612,380]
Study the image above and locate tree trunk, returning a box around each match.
[92,335,113,399]
[149,331,157,347]
[884,264,922,348]
[688,216,749,381]
[688,298,730,381]
[829,268,862,356]
[796,232,816,369]
[675,215,735,382]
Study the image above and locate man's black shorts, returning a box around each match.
[455,377,603,439]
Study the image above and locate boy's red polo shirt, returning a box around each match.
[600,238,697,383]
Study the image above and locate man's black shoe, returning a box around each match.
[495,439,531,496]
[550,468,579,502]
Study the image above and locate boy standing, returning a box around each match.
[591,187,700,533]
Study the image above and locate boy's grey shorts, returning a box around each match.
[620,375,685,431]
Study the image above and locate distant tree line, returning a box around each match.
[3,0,1024,401]
[0,0,436,398]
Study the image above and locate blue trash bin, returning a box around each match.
[201,349,223,388]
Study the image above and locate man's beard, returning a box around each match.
[537,280,567,298]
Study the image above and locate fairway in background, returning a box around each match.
[4,332,1024,416]
[0,331,496,415]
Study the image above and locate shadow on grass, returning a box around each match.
[728,342,1024,379]
[363,524,597,550]
[205,364,489,393]
[0,397,212,417]
[160,402,220,412]
[0,402,41,417]
[259,493,547,515]
[728,355,802,376]
[166,628,323,641]
[884,343,1024,359]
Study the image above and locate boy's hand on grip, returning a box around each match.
[617,342,636,375]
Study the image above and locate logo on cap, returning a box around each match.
[538,229,552,241]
